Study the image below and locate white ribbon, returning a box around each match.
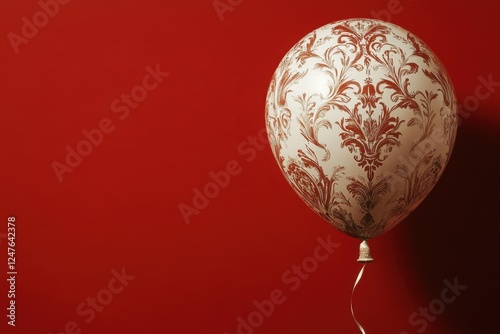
[350,263,367,334]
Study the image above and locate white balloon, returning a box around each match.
[265,18,458,239]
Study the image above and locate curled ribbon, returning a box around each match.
[350,263,367,334]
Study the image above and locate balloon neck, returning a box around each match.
[357,239,374,263]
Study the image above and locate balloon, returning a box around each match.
[265,18,458,244]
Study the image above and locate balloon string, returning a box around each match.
[350,263,367,334]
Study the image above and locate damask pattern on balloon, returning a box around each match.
[265,19,458,240]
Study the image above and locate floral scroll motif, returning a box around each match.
[337,99,404,181]
[265,19,458,239]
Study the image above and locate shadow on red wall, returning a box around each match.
[402,114,498,333]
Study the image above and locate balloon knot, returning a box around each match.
[357,240,374,263]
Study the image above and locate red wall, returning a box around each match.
[1,0,499,333]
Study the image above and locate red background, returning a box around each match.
[1,0,499,333]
